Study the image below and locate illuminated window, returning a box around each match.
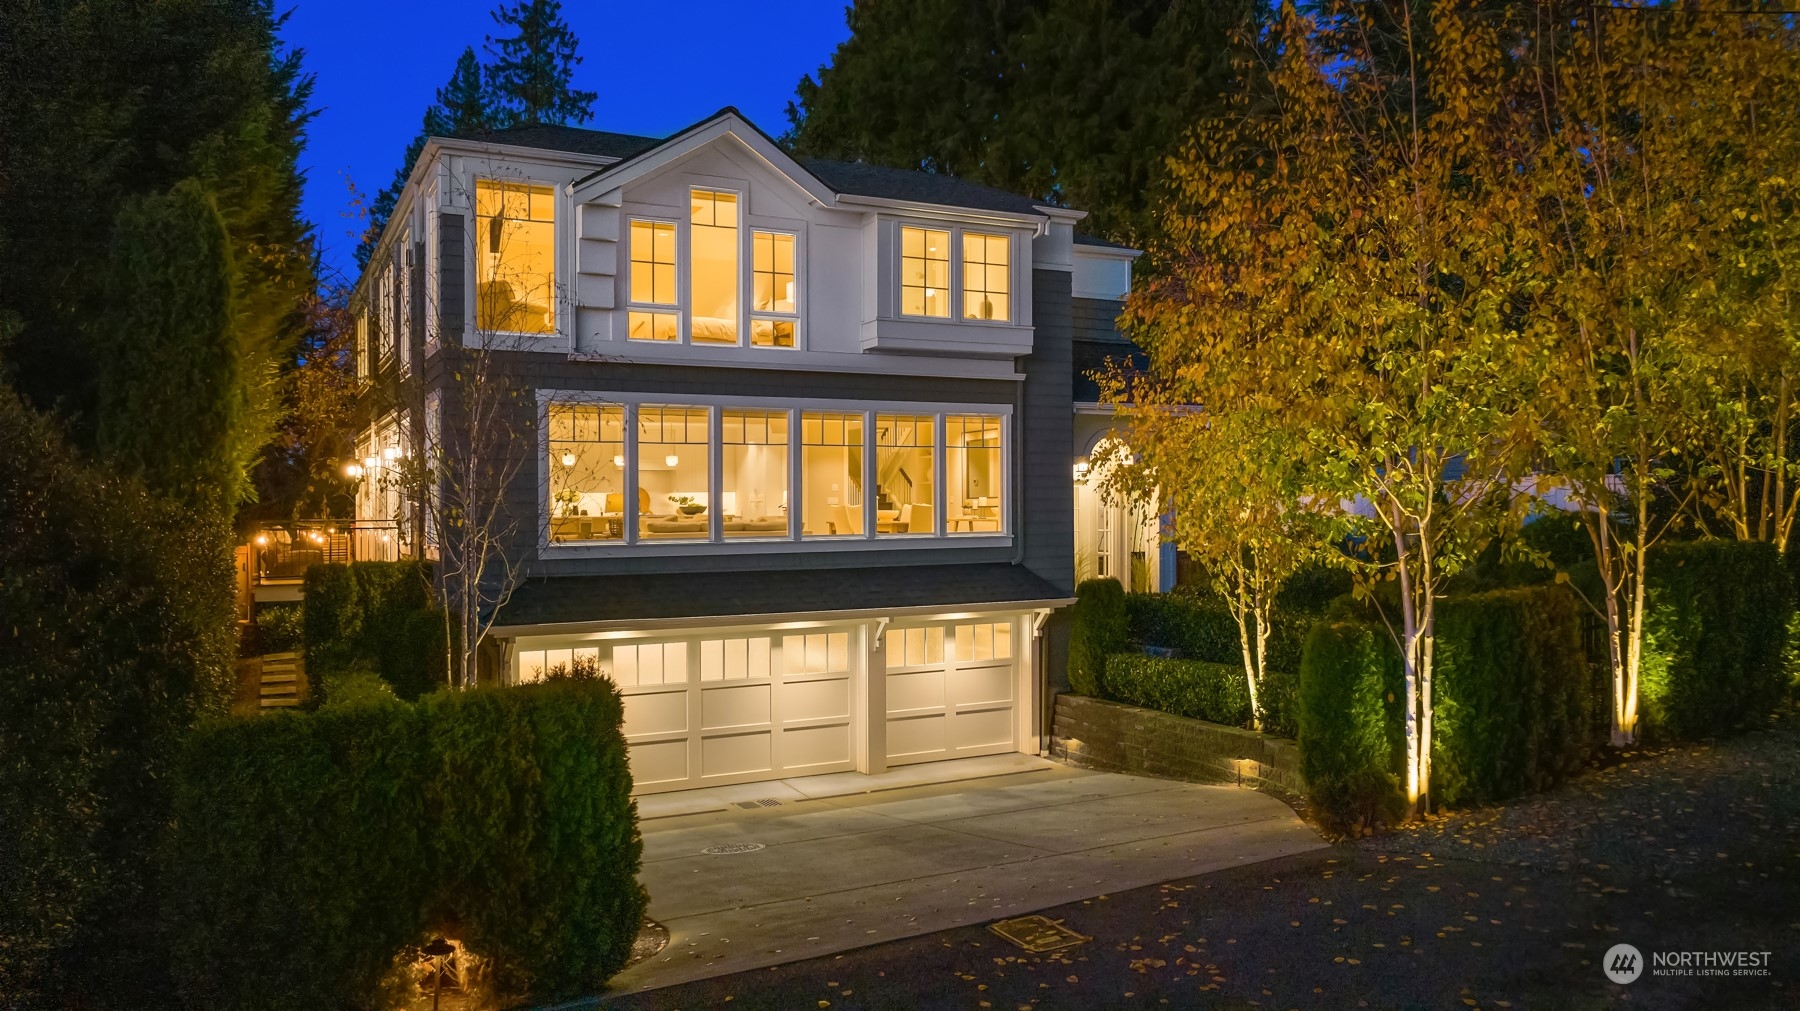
[784,632,850,674]
[722,409,789,538]
[547,403,626,542]
[801,412,864,537]
[751,230,797,347]
[901,226,950,317]
[946,414,1004,534]
[884,626,944,667]
[628,218,678,342]
[962,232,1010,321]
[690,189,738,344]
[474,179,556,335]
[954,622,1012,661]
[638,406,711,540]
[876,414,935,536]
[375,267,395,359]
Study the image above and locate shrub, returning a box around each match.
[303,561,448,700]
[163,681,645,1008]
[256,602,304,653]
[1257,666,1300,740]
[1298,621,1406,831]
[1430,585,1595,806]
[1102,654,1252,726]
[1126,592,1239,664]
[1069,579,1128,695]
[1641,540,1793,739]
[316,666,402,710]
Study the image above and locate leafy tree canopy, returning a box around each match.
[785,0,1266,242]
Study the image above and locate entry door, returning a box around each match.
[883,620,1018,765]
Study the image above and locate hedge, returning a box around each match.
[163,680,645,1008]
[1069,579,1128,696]
[1430,585,1595,806]
[303,561,448,700]
[1297,622,1407,830]
[1641,540,1793,740]
[1102,654,1252,727]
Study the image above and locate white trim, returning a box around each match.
[570,113,836,209]
[491,599,1073,639]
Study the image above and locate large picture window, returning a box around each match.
[690,190,739,345]
[801,412,864,537]
[947,414,1004,534]
[548,403,626,542]
[475,179,556,335]
[543,398,1004,548]
[637,406,711,540]
[876,414,935,535]
[722,409,789,538]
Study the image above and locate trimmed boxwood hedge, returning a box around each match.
[162,680,645,1008]
[1297,621,1407,830]
[1642,539,1793,740]
[1069,579,1128,696]
[303,561,448,700]
[1102,654,1252,726]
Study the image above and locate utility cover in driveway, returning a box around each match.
[988,914,1089,953]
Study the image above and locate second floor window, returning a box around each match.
[750,230,797,347]
[690,190,739,345]
[962,232,1010,322]
[901,226,950,318]
[475,179,556,336]
[628,219,678,342]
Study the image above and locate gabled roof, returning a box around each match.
[445,123,659,160]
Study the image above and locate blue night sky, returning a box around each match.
[281,1,852,283]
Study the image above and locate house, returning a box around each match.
[349,108,1157,795]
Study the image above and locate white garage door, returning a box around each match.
[516,629,857,795]
[883,620,1018,765]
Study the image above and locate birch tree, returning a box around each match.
[1125,1,1538,813]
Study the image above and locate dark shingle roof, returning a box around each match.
[445,123,661,160]
[495,562,1069,630]
[1074,232,1134,250]
[799,158,1048,216]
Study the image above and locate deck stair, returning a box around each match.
[257,652,304,709]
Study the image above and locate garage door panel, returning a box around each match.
[701,682,771,730]
[886,713,947,759]
[781,722,851,770]
[951,663,1013,707]
[886,668,946,713]
[623,689,689,739]
[628,739,690,785]
[951,708,1015,751]
[783,676,850,722]
[702,730,773,778]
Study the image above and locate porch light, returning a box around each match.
[1073,460,1090,482]
[254,533,268,546]
[382,446,401,462]
[665,453,679,467]
[345,462,364,479]
[560,450,576,467]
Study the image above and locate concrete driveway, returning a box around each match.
[605,755,1325,995]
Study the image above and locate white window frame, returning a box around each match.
[471,175,561,341]
[624,214,682,344]
[684,185,746,348]
[748,226,801,350]
[896,222,1018,327]
[537,391,1012,558]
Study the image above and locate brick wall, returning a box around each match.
[1050,693,1304,795]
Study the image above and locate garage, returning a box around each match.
[883,620,1019,765]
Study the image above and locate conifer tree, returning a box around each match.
[484,0,596,128]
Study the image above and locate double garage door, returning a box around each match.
[515,617,1024,795]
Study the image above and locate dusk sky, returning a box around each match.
[281,0,852,282]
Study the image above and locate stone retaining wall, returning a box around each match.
[1050,693,1304,795]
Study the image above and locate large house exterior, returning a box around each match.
[349,108,1159,795]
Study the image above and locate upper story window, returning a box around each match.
[901,226,951,318]
[398,232,414,363]
[750,230,797,348]
[627,219,678,341]
[375,266,395,360]
[689,190,739,345]
[475,179,556,336]
[962,232,1010,322]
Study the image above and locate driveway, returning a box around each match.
[605,755,1325,995]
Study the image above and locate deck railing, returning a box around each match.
[249,520,402,583]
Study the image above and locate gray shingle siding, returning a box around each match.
[438,212,465,346]
[1071,297,1128,343]
[1022,269,1075,594]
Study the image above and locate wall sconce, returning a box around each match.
[560,450,576,467]
[382,446,401,462]
[254,533,268,547]
[664,453,679,467]
[612,454,624,469]
[1073,460,1091,482]
[345,462,364,479]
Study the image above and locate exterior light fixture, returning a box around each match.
[363,455,379,471]
[560,450,576,467]
[612,454,624,469]
[1073,460,1090,482]
[382,446,401,462]
[664,453,679,467]
[345,462,364,479]
[254,533,268,546]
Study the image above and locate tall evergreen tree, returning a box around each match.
[358,47,500,268]
[484,0,596,127]
[786,0,1266,242]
